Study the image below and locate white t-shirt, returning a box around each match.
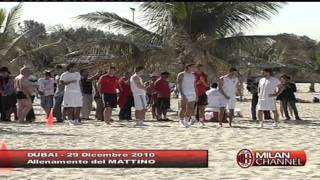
[221,75,239,97]
[130,73,146,96]
[38,78,55,96]
[181,72,196,96]
[258,76,281,100]
[60,71,81,92]
[206,88,223,108]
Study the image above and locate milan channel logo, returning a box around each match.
[237,149,253,168]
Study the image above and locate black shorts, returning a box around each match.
[197,94,208,106]
[102,93,117,108]
[156,97,170,110]
[17,91,27,99]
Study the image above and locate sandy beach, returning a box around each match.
[0,83,319,180]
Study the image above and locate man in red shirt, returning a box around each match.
[118,72,133,120]
[194,63,208,125]
[155,72,171,121]
[97,66,118,124]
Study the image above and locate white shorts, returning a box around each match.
[179,93,197,102]
[220,96,236,110]
[257,98,277,111]
[63,91,83,107]
[133,95,147,111]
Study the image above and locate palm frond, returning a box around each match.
[76,12,162,45]
[218,2,284,36]
[139,2,174,39]
[0,8,6,29]
[0,33,24,57]
[9,38,62,64]
[3,2,23,34]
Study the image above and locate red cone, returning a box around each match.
[47,109,54,127]
[0,142,14,172]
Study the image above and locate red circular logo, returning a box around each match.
[237,149,253,168]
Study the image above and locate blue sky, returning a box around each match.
[1,2,320,41]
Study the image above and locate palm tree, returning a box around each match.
[0,3,24,59]
[0,3,62,66]
[77,2,285,76]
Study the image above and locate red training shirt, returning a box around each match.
[194,72,208,96]
[155,78,170,98]
[118,77,132,96]
[98,74,118,94]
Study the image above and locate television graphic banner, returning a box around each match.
[0,150,208,168]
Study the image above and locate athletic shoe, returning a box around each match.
[135,121,148,127]
[179,120,185,127]
[199,120,206,126]
[69,120,75,125]
[259,122,264,128]
[189,118,196,125]
[272,122,278,127]
[184,119,190,128]
[74,120,81,125]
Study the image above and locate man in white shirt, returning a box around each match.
[257,68,281,128]
[206,82,227,124]
[176,63,197,128]
[60,63,83,125]
[218,68,242,127]
[130,66,148,126]
[206,83,223,109]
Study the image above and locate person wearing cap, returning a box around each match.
[155,71,171,121]
[145,73,159,119]
[0,67,17,121]
[38,70,55,118]
[0,67,15,121]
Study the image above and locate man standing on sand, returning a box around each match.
[53,65,65,123]
[194,63,208,126]
[38,70,55,118]
[118,72,134,120]
[97,66,118,125]
[257,68,281,128]
[145,74,158,120]
[80,69,94,120]
[60,63,83,125]
[247,75,272,121]
[176,63,197,128]
[130,66,148,126]
[155,71,171,121]
[218,67,241,127]
[14,66,33,123]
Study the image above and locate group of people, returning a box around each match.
[0,62,302,128]
[176,63,302,128]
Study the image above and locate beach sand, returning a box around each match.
[0,83,319,180]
